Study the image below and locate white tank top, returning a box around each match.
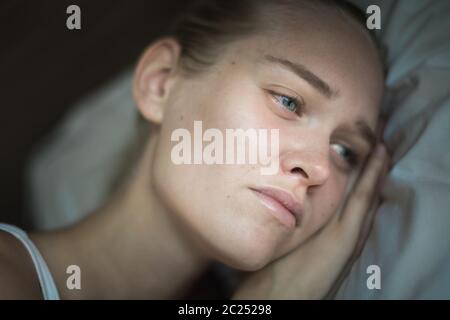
[0,223,60,300]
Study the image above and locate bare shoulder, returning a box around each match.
[0,230,43,299]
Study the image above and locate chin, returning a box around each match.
[210,228,280,272]
[218,251,272,272]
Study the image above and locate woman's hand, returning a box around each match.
[233,142,390,299]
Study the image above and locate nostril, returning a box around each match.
[291,167,308,178]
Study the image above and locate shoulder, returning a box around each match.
[0,229,43,299]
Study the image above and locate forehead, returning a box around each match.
[222,9,384,125]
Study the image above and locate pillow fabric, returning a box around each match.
[27,70,139,229]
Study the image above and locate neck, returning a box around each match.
[31,131,211,299]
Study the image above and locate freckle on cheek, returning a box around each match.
[329,203,336,213]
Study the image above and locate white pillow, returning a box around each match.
[26,70,138,229]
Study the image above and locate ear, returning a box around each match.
[133,37,182,124]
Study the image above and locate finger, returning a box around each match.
[339,143,388,232]
[325,194,384,299]
[376,115,386,141]
[352,196,382,260]
[358,158,389,235]
[352,151,390,256]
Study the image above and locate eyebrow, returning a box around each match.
[263,54,338,99]
[355,120,377,148]
[263,54,377,147]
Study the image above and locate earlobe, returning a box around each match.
[133,38,181,124]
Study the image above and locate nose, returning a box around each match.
[280,149,330,187]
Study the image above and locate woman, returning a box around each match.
[0,0,390,299]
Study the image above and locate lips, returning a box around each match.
[249,186,304,229]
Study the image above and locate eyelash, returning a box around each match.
[332,144,360,169]
[269,90,361,170]
[269,91,304,115]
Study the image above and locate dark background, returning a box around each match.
[0,0,194,227]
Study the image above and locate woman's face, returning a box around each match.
[145,9,384,270]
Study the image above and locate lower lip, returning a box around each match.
[250,189,296,229]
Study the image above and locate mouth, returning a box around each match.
[249,186,304,229]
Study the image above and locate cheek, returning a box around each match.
[152,150,281,270]
[309,173,349,229]
[271,172,351,260]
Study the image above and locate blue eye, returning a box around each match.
[272,93,301,113]
[332,144,359,167]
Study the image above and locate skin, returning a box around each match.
[0,6,389,299]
